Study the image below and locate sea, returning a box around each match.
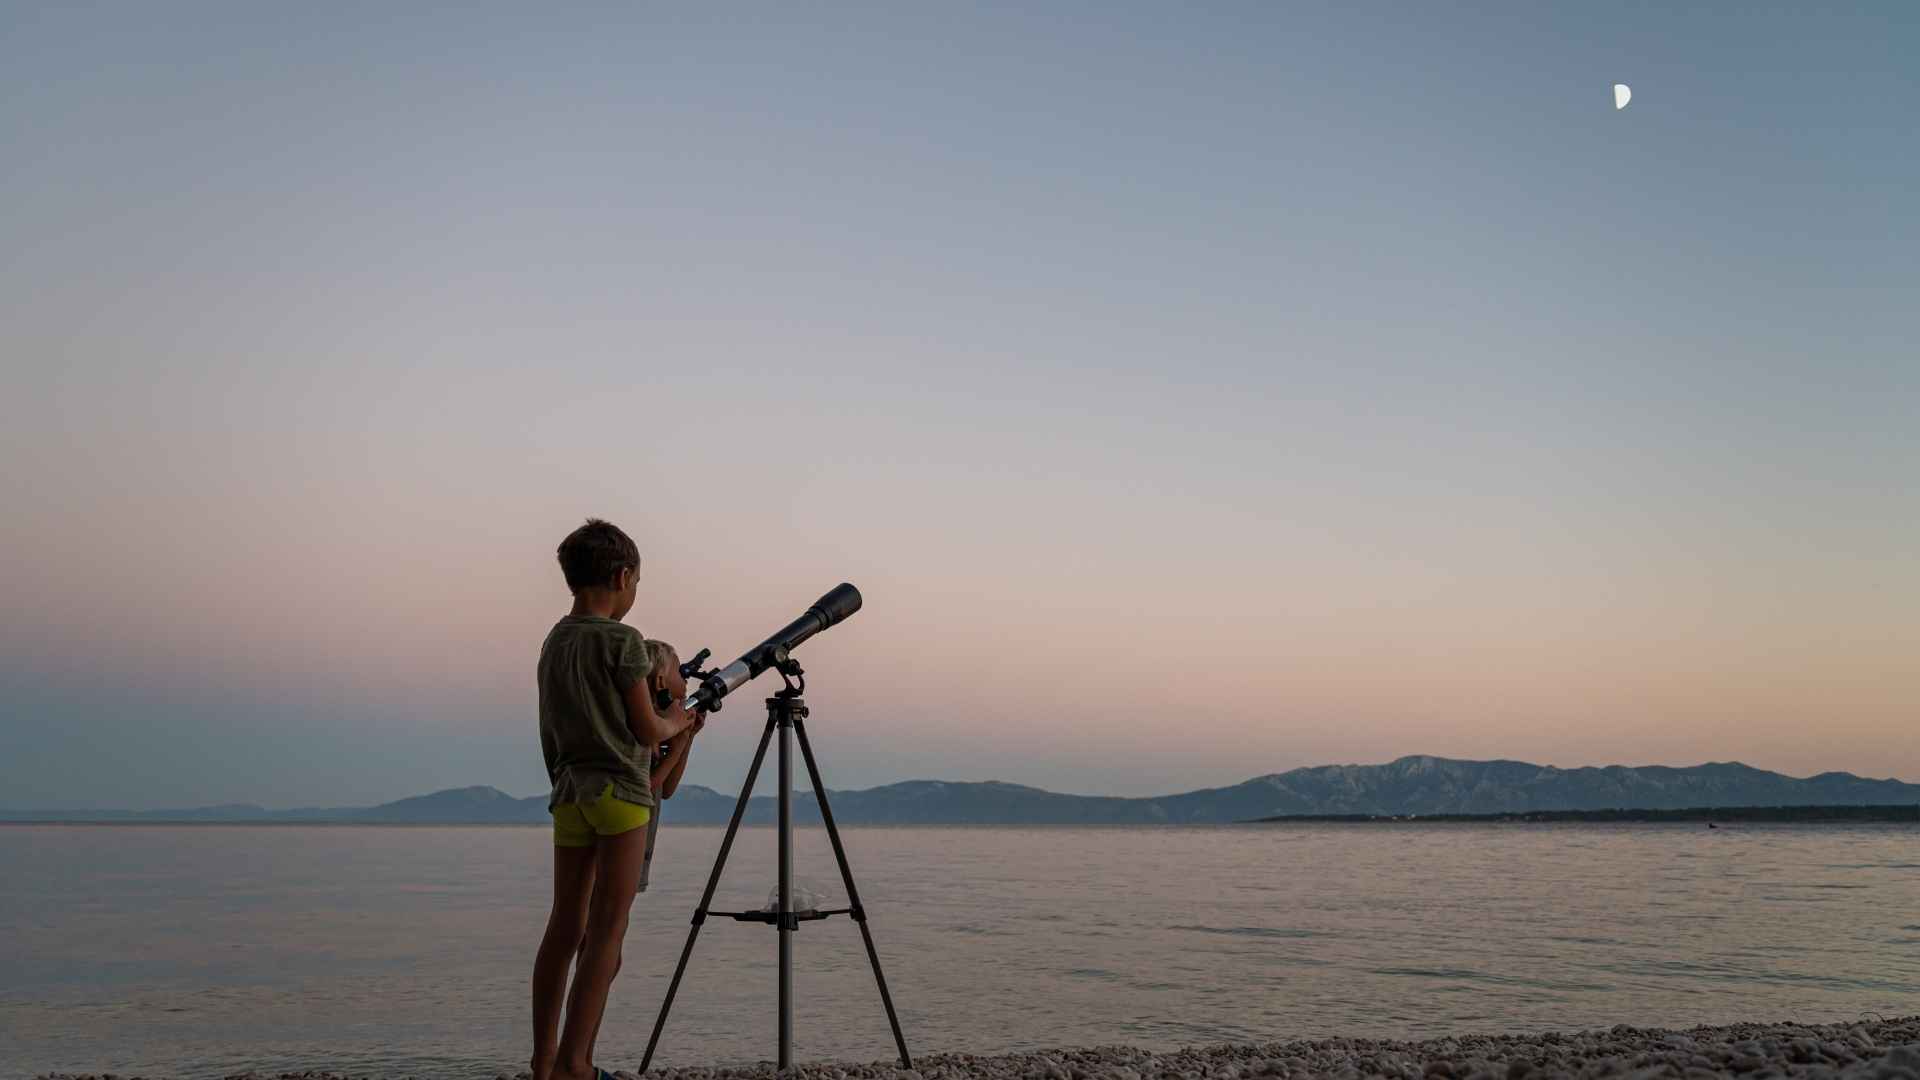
[2,823,1916,1080]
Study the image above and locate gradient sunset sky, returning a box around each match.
[2,4,1915,810]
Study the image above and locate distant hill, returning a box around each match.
[351,785,540,824]
[5,756,1918,825]
[1141,755,1920,822]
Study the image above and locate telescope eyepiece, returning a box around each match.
[679,648,712,680]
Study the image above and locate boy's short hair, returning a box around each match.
[557,518,640,593]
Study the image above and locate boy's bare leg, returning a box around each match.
[554,827,649,1080]
[532,845,599,1080]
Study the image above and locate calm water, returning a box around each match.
[2,823,1916,1079]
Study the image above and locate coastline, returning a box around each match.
[6,808,1919,827]
[33,1017,1920,1080]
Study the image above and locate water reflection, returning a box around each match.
[0,822,1914,1080]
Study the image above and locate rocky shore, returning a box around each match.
[34,1017,1920,1080]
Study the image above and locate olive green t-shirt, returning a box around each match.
[538,615,657,811]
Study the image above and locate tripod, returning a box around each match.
[639,659,912,1073]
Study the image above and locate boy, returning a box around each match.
[531,519,703,1080]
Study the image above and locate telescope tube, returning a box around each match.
[683,584,862,713]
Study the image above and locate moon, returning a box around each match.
[1614,83,1632,110]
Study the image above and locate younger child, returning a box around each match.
[637,644,701,895]
[530,519,702,1080]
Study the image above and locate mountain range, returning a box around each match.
[5,756,1918,824]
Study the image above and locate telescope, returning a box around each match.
[640,580,911,1073]
[674,583,863,715]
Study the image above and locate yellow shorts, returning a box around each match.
[551,782,652,848]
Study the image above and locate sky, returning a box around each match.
[1,3,1915,810]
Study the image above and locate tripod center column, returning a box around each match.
[771,691,807,1070]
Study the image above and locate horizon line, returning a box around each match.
[6,754,1918,816]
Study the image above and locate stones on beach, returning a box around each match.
[29,1017,1920,1080]
[1873,1045,1920,1080]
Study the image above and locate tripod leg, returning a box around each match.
[793,718,914,1069]
[639,713,777,1074]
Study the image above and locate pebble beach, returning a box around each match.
[33,1018,1920,1080]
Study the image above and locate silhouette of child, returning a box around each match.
[530,519,703,1080]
